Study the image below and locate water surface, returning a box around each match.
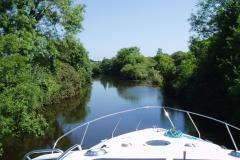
[3,77,239,159]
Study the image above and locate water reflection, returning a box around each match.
[3,86,91,160]
[7,77,228,159]
[56,77,187,150]
[59,108,187,150]
[99,76,163,104]
[5,77,239,160]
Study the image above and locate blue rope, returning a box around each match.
[164,129,183,138]
[230,151,240,158]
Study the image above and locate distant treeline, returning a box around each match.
[0,1,92,156]
[92,47,196,99]
[93,0,240,123]
[92,47,196,91]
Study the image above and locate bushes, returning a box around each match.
[0,0,92,157]
[0,84,48,137]
[31,65,60,104]
[154,53,176,79]
[170,52,197,95]
[148,69,164,86]
[121,64,149,80]
[0,54,31,90]
[53,61,82,101]
[58,38,92,72]
[93,46,198,92]
[95,47,163,86]
[0,53,91,156]
[92,61,102,76]
[0,55,48,139]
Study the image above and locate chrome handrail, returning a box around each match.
[136,119,142,131]
[112,118,122,138]
[80,122,90,146]
[57,144,82,160]
[163,107,175,129]
[52,106,240,151]
[226,124,239,151]
[23,148,63,160]
[53,107,149,149]
[186,112,201,138]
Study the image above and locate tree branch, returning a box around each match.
[35,2,52,22]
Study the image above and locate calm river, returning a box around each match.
[3,77,239,159]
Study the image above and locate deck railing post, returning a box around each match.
[51,106,240,153]
[136,120,142,131]
[81,122,90,147]
[225,124,239,151]
[163,107,175,129]
[187,112,201,139]
[112,118,122,138]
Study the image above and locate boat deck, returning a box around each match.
[34,128,239,160]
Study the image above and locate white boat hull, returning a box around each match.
[33,128,239,160]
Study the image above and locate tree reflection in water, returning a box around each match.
[99,76,163,103]
[3,86,91,160]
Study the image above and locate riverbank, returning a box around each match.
[2,78,166,159]
[2,86,92,159]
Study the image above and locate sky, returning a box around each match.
[77,0,198,60]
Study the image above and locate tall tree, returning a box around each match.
[0,1,90,157]
[189,0,240,119]
[0,0,85,36]
[0,0,85,61]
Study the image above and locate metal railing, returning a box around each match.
[52,106,240,152]
[23,148,63,160]
[57,144,82,160]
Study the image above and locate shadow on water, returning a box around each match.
[162,92,240,151]
[2,87,91,160]
[98,76,163,103]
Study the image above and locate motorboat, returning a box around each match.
[23,106,240,160]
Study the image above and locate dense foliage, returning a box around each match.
[0,0,91,156]
[92,47,164,86]
[92,47,196,89]
[184,0,240,120]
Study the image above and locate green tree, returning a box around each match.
[121,64,149,80]
[171,51,188,66]
[91,61,102,76]
[154,53,176,80]
[189,38,210,64]
[57,37,92,84]
[171,52,197,95]
[187,0,240,119]
[0,54,48,137]
[0,0,91,157]
[100,58,115,75]
[97,47,162,85]
[156,48,163,55]
[0,0,85,36]
[117,47,140,60]
[116,47,145,67]
[0,0,86,69]
[100,47,147,76]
